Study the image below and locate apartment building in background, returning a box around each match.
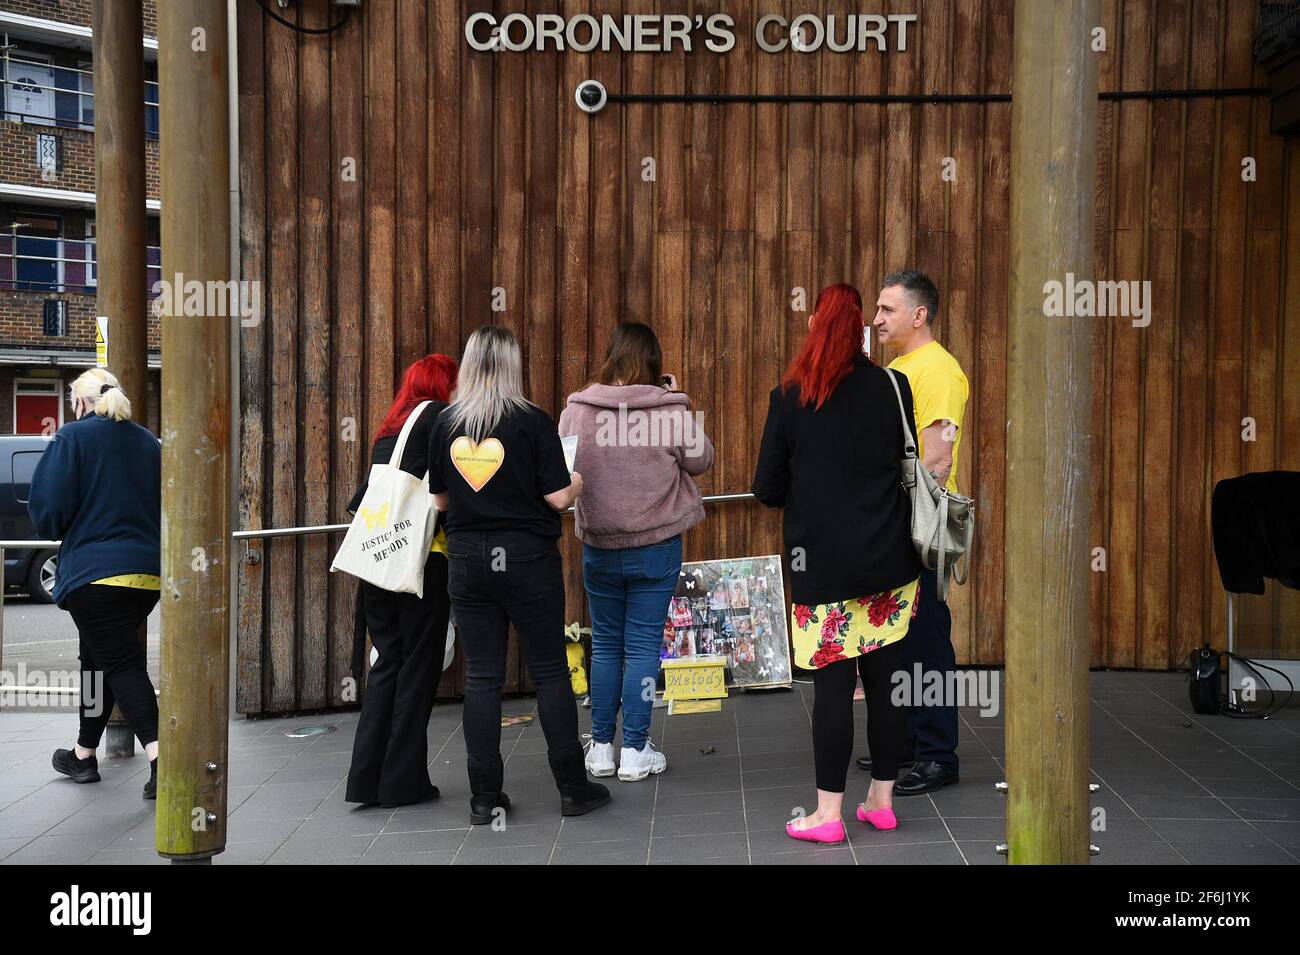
[0,0,161,434]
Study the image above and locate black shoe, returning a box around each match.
[143,758,157,800]
[549,749,611,817]
[468,759,509,825]
[52,748,100,784]
[895,760,959,796]
[381,782,441,809]
[469,791,510,825]
[856,750,916,773]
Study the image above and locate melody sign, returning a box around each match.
[466,13,917,54]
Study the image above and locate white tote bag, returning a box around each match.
[330,401,436,597]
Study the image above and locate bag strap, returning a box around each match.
[389,400,433,472]
[884,369,918,459]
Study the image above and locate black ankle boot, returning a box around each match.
[52,748,100,784]
[143,757,157,800]
[467,759,509,826]
[549,749,611,817]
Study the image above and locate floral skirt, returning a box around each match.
[791,577,921,670]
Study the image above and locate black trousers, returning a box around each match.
[812,637,908,792]
[903,566,959,769]
[345,555,450,805]
[65,583,160,750]
[446,531,582,793]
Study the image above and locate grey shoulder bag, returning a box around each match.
[885,369,975,602]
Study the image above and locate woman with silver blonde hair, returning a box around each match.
[29,367,163,800]
[429,325,611,823]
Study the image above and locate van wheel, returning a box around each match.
[26,551,57,604]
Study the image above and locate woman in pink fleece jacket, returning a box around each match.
[559,323,714,782]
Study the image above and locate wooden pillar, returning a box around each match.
[155,0,232,862]
[93,0,149,759]
[1004,0,1098,864]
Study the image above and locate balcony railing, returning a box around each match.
[1,54,159,137]
[0,232,161,295]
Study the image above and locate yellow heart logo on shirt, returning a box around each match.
[450,436,505,492]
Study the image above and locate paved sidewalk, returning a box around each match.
[0,672,1296,865]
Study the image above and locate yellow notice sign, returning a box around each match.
[661,654,727,702]
[95,316,108,367]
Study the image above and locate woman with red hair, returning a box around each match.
[345,353,458,808]
[752,282,922,845]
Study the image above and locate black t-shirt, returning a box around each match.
[428,402,571,540]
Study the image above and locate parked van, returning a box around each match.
[1,434,57,603]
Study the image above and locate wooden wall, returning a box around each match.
[235,0,1300,714]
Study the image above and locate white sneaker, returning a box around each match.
[618,741,667,782]
[584,739,615,777]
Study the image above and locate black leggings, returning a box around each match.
[346,556,450,805]
[811,637,908,792]
[65,583,160,750]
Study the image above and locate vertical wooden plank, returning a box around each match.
[1106,0,1154,669]
[684,0,720,573]
[429,1,462,356]
[494,2,525,349]
[1137,0,1188,670]
[296,0,332,707]
[1278,139,1300,659]
[1207,0,1253,650]
[946,0,981,665]
[881,0,921,315]
[461,0,494,333]
[328,5,364,706]
[653,0,687,388]
[365,1,397,435]
[265,0,301,710]
[588,0,622,365]
[815,0,852,292]
[974,0,1011,666]
[1169,0,1215,668]
[235,0,265,713]
[395,0,428,370]
[623,0,654,324]
[850,1,885,310]
[749,0,785,563]
[719,0,752,558]
[558,0,592,661]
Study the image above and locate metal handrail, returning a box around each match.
[0,491,757,550]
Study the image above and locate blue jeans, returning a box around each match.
[582,535,682,751]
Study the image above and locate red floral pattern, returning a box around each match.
[793,578,919,670]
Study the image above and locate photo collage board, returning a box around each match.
[661,555,792,689]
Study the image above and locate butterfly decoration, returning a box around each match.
[358,501,390,530]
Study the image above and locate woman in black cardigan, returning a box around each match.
[752,282,922,846]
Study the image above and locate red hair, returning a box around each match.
[780,283,866,409]
[377,354,459,439]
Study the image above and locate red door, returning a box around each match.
[14,380,61,434]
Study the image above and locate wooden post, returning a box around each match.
[93,0,150,760]
[1004,0,1098,864]
[155,0,232,862]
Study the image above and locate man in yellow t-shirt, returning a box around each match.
[863,268,969,795]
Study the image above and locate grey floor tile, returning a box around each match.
[550,838,649,865]
[752,847,855,864]
[649,830,750,862]
[1126,795,1238,819]
[366,829,468,854]
[1090,841,1187,865]
[652,811,746,838]
[1220,797,1300,821]
[854,841,967,865]
[451,843,553,865]
[357,850,456,865]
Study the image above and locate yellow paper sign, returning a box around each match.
[662,655,727,701]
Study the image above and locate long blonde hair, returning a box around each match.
[443,325,532,443]
[70,368,132,422]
